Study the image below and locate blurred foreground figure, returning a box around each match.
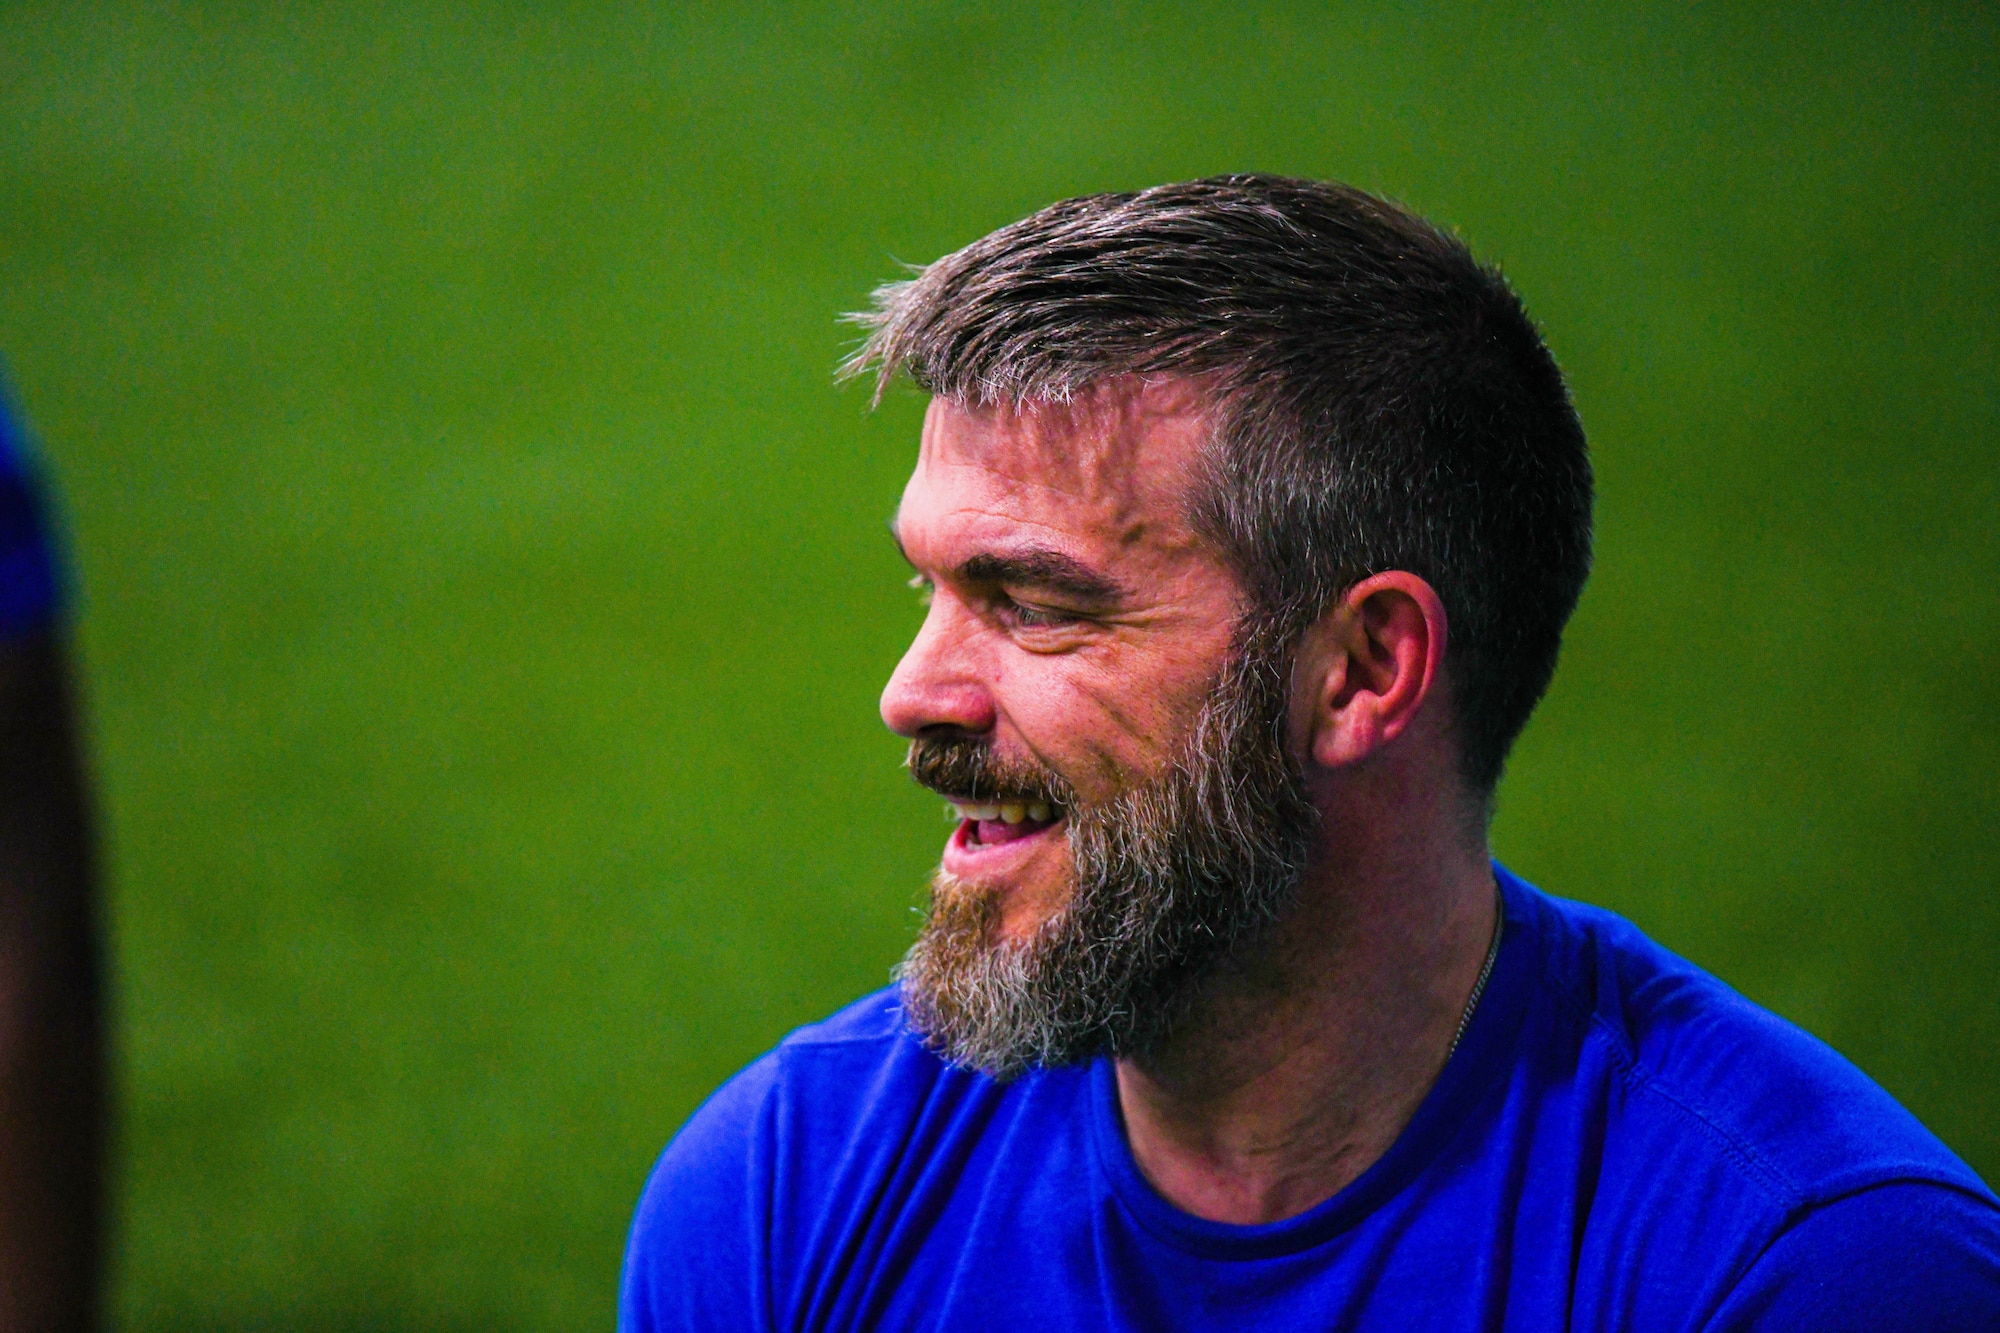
[621,177,2000,1330]
[0,385,101,1332]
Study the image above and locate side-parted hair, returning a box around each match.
[844,174,1592,796]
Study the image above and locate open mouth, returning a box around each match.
[943,797,1068,848]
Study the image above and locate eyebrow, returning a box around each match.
[958,550,1126,604]
[889,522,1128,605]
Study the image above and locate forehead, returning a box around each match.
[898,379,1214,565]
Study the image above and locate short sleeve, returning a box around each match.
[1703,1181,2000,1331]
[618,1052,782,1333]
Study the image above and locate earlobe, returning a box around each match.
[1301,573,1447,771]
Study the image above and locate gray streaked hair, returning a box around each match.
[844,174,1593,795]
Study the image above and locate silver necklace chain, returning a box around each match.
[1445,890,1505,1063]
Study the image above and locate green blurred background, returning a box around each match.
[1,1,1995,1326]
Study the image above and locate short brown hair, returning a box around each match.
[846,174,1593,795]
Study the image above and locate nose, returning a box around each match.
[880,595,997,739]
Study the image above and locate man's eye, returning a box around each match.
[1007,598,1077,629]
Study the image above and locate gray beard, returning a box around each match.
[894,632,1319,1080]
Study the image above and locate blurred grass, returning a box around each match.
[0,1,1993,1326]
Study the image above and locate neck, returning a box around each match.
[1113,784,1498,1225]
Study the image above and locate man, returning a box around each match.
[620,176,2000,1329]
[0,377,103,1332]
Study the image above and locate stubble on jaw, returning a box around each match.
[895,626,1319,1081]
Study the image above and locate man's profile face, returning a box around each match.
[881,381,1320,1076]
[882,381,1247,939]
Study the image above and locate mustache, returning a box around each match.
[907,735,1078,811]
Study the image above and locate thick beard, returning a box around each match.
[894,628,1318,1080]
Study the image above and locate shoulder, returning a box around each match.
[1507,867,1995,1212]
[1500,871,2000,1324]
[628,987,933,1209]
[774,983,912,1050]
[1701,1180,2000,1330]
[619,988,992,1331]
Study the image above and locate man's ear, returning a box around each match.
[1293,572,1448,771]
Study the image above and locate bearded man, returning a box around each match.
[619,177,2000,1330]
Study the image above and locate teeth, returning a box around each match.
[947,799,1057,825]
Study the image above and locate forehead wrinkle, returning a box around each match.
[899,500,1098,561]
[914,442,1204,574]
[923,454,1154,547]
[920,383,1209,521]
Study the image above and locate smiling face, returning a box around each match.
[882,381,1248,933]
[882,382,1321,1077]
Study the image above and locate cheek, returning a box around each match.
[999,659,1203,798]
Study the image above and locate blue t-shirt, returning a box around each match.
[620,866,2000,1330]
